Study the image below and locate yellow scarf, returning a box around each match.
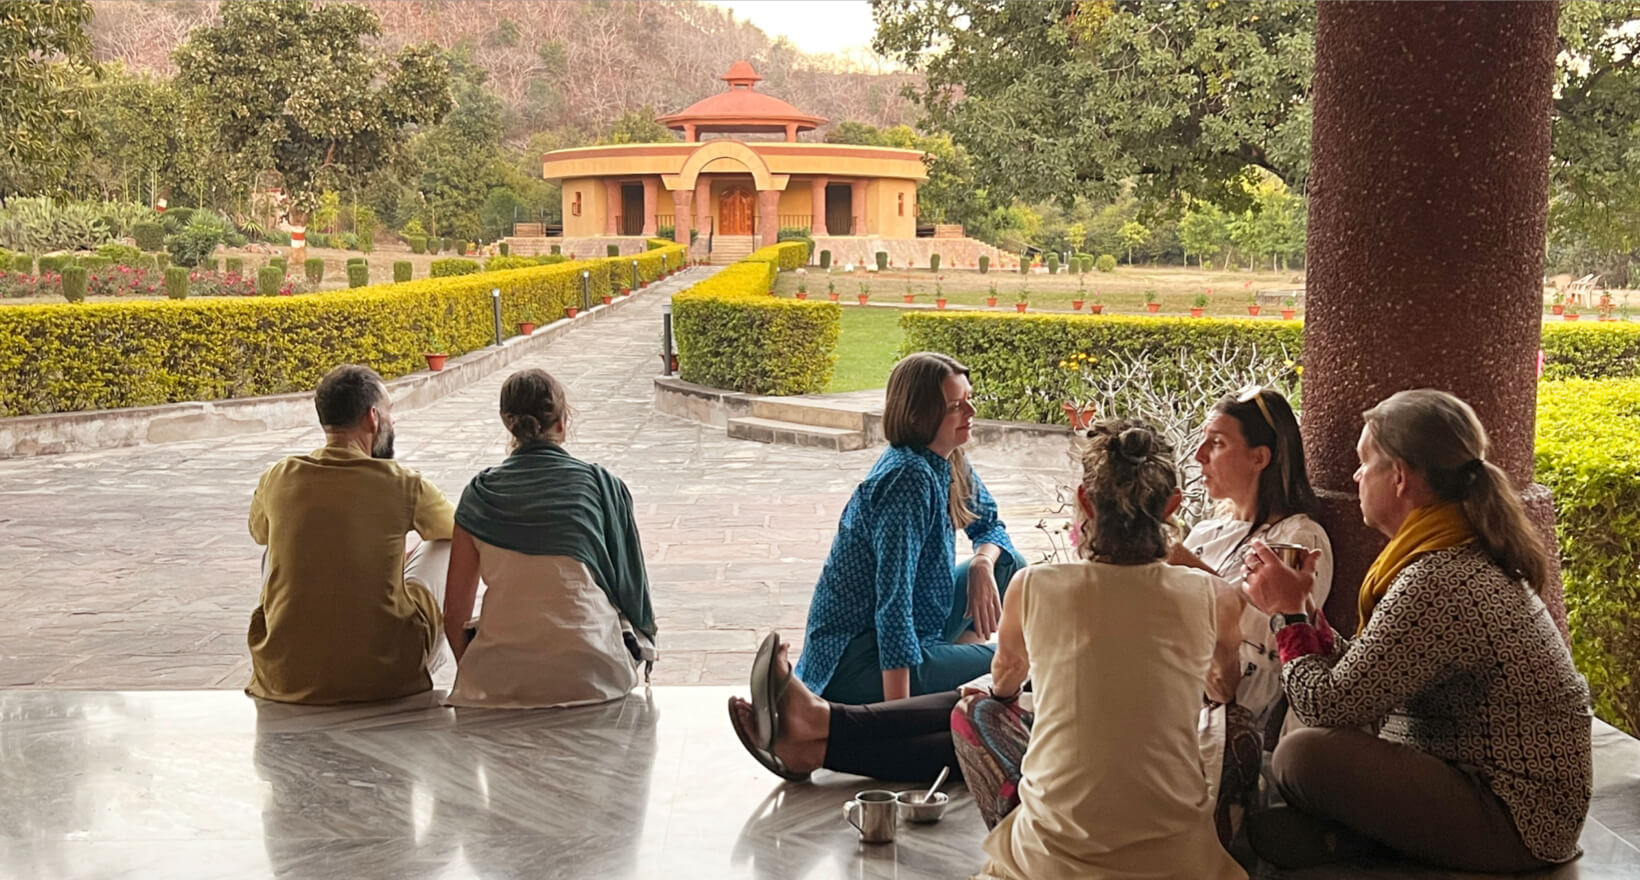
[1357,502,1474,634]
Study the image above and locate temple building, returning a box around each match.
[518,62,1002,266]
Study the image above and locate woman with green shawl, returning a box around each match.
[442,368,656,708]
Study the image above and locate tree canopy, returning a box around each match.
[0,0,97,198]
[174,0,451,214]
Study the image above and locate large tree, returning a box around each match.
[871,0,1315,213]
[174,1,451,218]
[0,0,97,198]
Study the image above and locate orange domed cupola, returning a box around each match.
[656,61,827,142]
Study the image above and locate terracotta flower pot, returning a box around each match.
[518,322,536,336]
[639,281,648,289]
[1551,305,1564,315]
[669,353,679,372]
[1190,308,1205,318]
[903,294,915,303]
[1015,302,1028,313]
[1281,309,1296,320]
[796,292,807,300]
[424,353,448,372]
[1146,303,1160,313]
[936,298,947,309]
[1061,402,1098,430]
[621,287,631,296]
[602,295,613,305]
[857,294,869,305]
[1247,305,1261,316]
[828,292,839,302]
[986,296,998,307]
[1090,304,1105,314]
[565,306,579,318]
[1071,300,1083,311]
[1564,313,1580,322]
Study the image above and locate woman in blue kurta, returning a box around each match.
[793,352,1025,705]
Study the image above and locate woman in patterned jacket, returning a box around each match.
[1241,389,1591,872]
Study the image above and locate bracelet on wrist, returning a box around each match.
[989,686,1019,702]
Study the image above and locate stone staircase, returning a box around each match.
[726,396,872,451]
[709,235,756,265]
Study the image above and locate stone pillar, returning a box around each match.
[851,180,867,236]
[785,123,799,142]
[641,178,659,238]
[672,189,693,247]
[809,177,829,236]
[603,179,620,236]
[694,178,711,237]
[1302,1,1563,634]
[757,190,781,247]
[684,123,697,142]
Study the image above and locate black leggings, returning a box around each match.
[821,690,961,782]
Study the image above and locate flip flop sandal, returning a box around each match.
[727,696,811,783]
[749,631,781,749]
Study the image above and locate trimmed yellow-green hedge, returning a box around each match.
[1541,321,1640,380]
[673,241,838,395]
[1537,378,1640,735]
[0,246,685,417]
[901,311,1305,422]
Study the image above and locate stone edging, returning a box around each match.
[652,376,1078,456]
[0,271,707,458]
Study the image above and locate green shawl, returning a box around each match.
[455,442,655,640]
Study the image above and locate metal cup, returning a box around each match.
[843,789,898,843]
[1264,542,1308,568]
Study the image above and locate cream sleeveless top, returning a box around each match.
[981,560,1246,880]
[446,540,638,709]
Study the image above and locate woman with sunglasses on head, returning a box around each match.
[1168,385,1333,847]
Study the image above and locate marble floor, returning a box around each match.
[0,687,1636,880]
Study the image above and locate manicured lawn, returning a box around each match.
[828,306,905,392]
[780,264,1306,317]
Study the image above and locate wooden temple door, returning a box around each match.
[719,187,755,235]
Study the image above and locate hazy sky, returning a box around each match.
[706,0,880,58]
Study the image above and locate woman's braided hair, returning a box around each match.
[1075,419,1179,564]
[499,368,571,450]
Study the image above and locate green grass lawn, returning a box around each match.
[829,306,905,392]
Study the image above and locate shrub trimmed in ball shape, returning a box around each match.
[1096,254,1117,273]
[257,265,283,296]
[164,266,189,299]
[131,221,165,251]
[393,261,412,282]
[304,257,324,285]
[347,264,369,288]
[61,266,87,302]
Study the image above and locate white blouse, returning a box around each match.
[1183,513,1333,733]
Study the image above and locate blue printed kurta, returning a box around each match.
[794,445,1015,695]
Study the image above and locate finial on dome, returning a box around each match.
[721,60,762,89]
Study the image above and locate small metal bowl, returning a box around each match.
[895,790,949,824]
[1264,542,1309,569]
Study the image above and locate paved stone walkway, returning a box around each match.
[0,275,1068,689]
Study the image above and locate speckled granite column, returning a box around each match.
[1303,2,1566,635]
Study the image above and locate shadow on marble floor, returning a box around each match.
[0,687,1635,880]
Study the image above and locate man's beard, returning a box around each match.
[371,425,396,459]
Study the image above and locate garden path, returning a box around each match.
[0,282,1065,690]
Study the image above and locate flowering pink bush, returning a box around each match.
[0,271,59,298]
[0,266,300,299]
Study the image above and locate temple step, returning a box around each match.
[726,416,869,452]
[710,236,757,264]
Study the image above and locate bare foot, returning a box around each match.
[731,696,825,774]
[772,643,831,742]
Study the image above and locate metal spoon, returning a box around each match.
[922,766,950,804]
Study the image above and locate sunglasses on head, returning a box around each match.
[1237,384,1277,431]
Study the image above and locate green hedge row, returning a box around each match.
[672,241,838,395]
[1541,322,1640,380]
[0,246,686,417]
[1536,378,1640,736]
[900,311,1305,423]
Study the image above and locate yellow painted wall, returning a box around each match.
[871,179,918,239]
[560,177,602,237]
[777,188,814,226]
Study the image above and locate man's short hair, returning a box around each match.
[314,364,386,429]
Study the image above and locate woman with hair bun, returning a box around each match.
[441,368,656,709]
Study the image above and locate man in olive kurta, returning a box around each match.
[247,364,455,704]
